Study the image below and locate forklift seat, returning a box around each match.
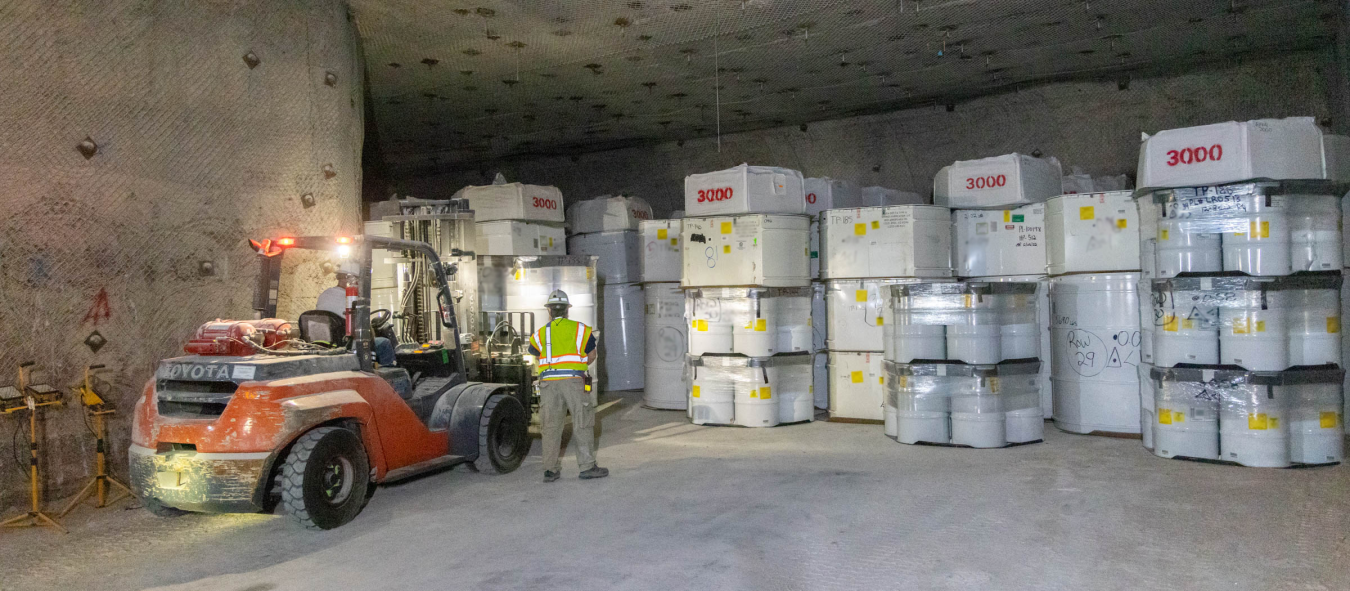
[298,310,347,347]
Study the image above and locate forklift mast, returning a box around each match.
[249,235,467,376]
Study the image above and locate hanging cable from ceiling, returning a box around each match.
[714,0,722,152]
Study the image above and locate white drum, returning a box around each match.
[734,381,780,428]
[967,275,1052,417]
[1220,194,1291,276]
[1289,381,1345,465]
[598,283,645,391]
[1219,290,1289,371]
[643,283,688,409]
[1287,288,1341,367]
[689,378,735,426]
[1155,219,1222,278]
[1289,195,1342,272]
[1150,280,1220,366]
[1151,366,1221,460]
[1050,273,1142,435]
[1138,363,1156,451]
[1219,380,1291,468]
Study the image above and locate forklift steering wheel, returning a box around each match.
[370,309,392,329]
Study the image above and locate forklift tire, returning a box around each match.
[280,426,370,530]
[141,497,187,518]
[472,393,528,474]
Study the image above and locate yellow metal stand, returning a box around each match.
[1,362,66,533]
[59,365,132,517]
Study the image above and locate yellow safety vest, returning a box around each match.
[530,318,592,380]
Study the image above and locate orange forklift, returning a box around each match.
[129,234,530,529]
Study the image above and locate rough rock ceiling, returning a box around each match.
[352,0,1337,173]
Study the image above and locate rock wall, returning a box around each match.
[0,0,364,511]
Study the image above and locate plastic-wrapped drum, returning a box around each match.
[481,255,599,334]
[568,230,642,284]
[643,283,687,409]
[685,354,812,427]
[967,275,1052,418]
[885,360,1043,447]
[1150,366,1221,460]
[1050,273,1142,435]
[684,287,810,357]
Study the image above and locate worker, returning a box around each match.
[317,273,396,366]
[527,290,609,482]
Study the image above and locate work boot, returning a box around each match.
[578,466,609,480]
[543,470,560,483]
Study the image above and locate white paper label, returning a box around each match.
[232,365,256,380]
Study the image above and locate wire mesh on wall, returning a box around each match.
[352,0,1337,173]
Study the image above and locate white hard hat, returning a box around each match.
[546,289,570,307]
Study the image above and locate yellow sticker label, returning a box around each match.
[1159,228,1169,240]
[1251,220,1269,238]
[758,386,771,400]
[1079,206,1095,220]
[871,220,880,229]
[548,237,554,247]
[723,245,731,254]
[671,238,678,246]
[694,319,708,331]
[989,377,1000,393]
[692,385,700,398]
[876,316,884,326]
[850,370,863,383]
[855,289,868,302]
[657,228,668,239]
[587,268,593,280]
[1003,210,1011,222]
[963,294,973,308]
[1320,411,1339,428]
[1255,320,1266,333]
[754,318,767,331]
[854,223,867,236]
[878,375,885,384]
[1232,318,1249,335]
[1176,412,1185,423]
[1182,318,1194,330]
[1248,413,1269,430]
[720,221,732,234]
[1163,315,1178,332]
[514,269,524,280]
[1158,409,1173,424]
[1328,316,1341,334]
[898,375,908,388]
[1116,218,1127,229]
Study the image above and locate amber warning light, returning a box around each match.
[249,238,294,257]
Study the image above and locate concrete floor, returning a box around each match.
[2,391,1348,591]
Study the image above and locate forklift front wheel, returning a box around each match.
[280,426,370,530]
[472,393,528,474]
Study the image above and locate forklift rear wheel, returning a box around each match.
[141,496,187,517]
[281,426,370,530]
[473,393,528,474]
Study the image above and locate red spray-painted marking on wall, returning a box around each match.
[83,288,112,326]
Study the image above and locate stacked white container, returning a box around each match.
[1044,190,1143,436]
[940,153,1064,429]
[884,282,1046,445]
[819,201,953,424]
[640,219,686,409]
[681,164,814,427]
[803,179,925,412]
[951,203,1053,417]
[566,196,654,392]
[461,183,568,256]
[1135,116,1348,467]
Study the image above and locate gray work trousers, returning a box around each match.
[539,377,596,473]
